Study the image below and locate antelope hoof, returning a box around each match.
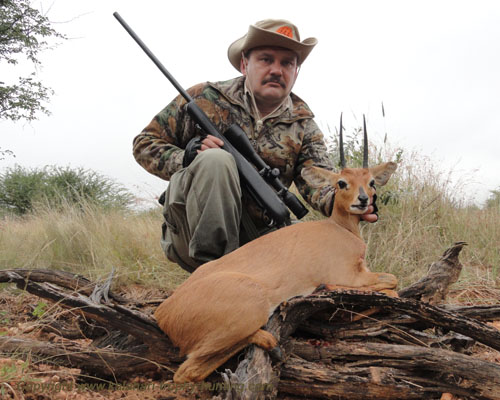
[269,345,283,362]
[379,289,399,297]
[314,284,327,293]
[376,273,398,290]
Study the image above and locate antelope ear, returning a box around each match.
[369,162,397,186]
[301,166,339,188]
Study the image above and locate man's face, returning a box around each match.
[240,47,299,113]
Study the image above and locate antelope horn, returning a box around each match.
[339,112,346,169]
[363,114,369,168]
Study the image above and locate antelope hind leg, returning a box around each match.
[174,343,248,383]
[249,328,278,350]
[174,329,278,383]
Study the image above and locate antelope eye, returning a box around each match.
[369,179,376,188]
[338,180,348,190]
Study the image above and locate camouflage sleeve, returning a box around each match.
[132,83,211,181]
[294,119,336,217]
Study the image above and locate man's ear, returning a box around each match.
[369,162,397,186]
[240,56,247,76]
[301,166,338,188]
[292,64,300,83]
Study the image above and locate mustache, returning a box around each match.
[262,77,286,88]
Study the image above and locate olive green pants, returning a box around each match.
[160,149,244,272]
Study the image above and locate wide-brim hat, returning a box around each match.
[228,19,318,71]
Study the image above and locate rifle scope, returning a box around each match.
[224,125,309,219]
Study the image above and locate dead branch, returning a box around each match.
[398,241,467,303]
[0,336,169,378]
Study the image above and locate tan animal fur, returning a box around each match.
[154,161,398,383]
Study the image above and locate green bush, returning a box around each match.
[0,165,133,215]
[485,188,500,210]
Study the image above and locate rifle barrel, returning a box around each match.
[113,12,192,103]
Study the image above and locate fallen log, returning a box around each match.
[0,269,182,378]
[291,339,500,388]
[279,339,500,400]
[278,356,483,400]
[285,290,500,351]
[0,268,129,303]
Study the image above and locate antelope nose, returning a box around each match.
[358,193,369,204]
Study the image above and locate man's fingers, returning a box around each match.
[201,135,224,150]
[361,205,378,223]
[361,213,378,223]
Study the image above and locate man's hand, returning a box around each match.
[361,193,379,223]
[182,134,225,167]
[361,205,378,223]
[198,135,224,152]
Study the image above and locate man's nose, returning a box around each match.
[269,61,283,75]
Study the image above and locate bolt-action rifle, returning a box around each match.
[114,12,308,227]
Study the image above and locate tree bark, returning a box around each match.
[279,339,500,400]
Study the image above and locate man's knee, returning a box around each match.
[190,149,237,173]
[187,149,240,194]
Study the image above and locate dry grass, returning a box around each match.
[0,202,188,293]
[1,149,498,295]
[364,149,499,290]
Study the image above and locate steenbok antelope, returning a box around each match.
[154,115,398,383]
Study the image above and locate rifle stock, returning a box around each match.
[114,12,308,227]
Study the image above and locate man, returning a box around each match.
[133,19,377,273]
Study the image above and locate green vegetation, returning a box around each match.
[31,301,48,319]
[485,187,500,210]
[0,165,133,215]
[1,0,66,122]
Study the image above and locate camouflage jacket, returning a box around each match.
[133,76,335,220]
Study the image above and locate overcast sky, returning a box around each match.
[2,0,499,206]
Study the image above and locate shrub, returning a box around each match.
[485,188,500,210]
[0,165,133,215]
